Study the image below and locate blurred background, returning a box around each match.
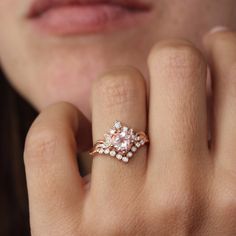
[0,72,37,235]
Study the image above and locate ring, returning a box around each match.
[89,121,149,163]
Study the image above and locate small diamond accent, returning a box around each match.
[104,134,112,147]
[136,142,141,148]
[116,154,123,160]
[140,140,145,145]
[114,121,122,129]
[110,150,116,157]
[123,126,128,131]
[131,146,137,152]
[98,149,104,154]
[104,149,110,154]
[122,157,129,163]
[127,152,133,158]
[110,129,116,134]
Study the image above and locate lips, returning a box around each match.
[27,0,152,35]
[28,0,151,17]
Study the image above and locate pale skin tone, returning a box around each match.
[1,0,236,235]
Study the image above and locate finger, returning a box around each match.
[204,29,236,169]
[90,67,147,196]
[147,40,209,176]
[24,102,84,234]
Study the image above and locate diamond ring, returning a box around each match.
[89,121,149,163]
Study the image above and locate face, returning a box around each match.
[0,0,235,118]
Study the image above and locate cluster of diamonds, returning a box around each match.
[95,121,147,163]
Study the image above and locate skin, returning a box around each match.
[1,0,236,235]
[0,0,235,116]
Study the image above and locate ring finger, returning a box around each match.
[90,66,148,196]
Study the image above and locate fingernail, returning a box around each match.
[208,26,229,35]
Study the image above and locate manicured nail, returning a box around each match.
[208,26,229,35]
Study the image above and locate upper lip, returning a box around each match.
[27,0,152,18]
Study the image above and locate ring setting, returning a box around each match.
[90,121,149,163]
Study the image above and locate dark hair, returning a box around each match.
[0,71,37,235]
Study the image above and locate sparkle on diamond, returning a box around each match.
[105,122,136,153]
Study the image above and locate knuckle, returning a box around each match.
[31,216,79,236]
[148,201,190,234]
[101,215,125,235]
[145,182,204,234]
[86,195,143,235]
[88,211,128,236]
[159,193,192,219]
[100,213,144,236]
[24,120,58,164]
[93,66,145,108]
[148,40,206,81]
[148,186,194,222]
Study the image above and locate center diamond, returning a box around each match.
[104,122,135,153]
[111,129,133,152]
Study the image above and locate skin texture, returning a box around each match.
[1,0,236,235]
[0,0,235,116]
[24,31,236,235]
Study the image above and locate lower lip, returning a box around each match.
[28,4,151,36]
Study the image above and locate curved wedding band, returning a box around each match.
[89,121,149,163]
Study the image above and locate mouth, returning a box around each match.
[27,0,153,36]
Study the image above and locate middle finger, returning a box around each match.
[147,40,209,177]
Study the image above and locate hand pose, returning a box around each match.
[24,29,236,235]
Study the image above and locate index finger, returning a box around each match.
[24,102,86,234]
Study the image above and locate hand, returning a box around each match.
[24,29,236,235]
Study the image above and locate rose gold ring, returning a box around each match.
[89,121,149,163]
